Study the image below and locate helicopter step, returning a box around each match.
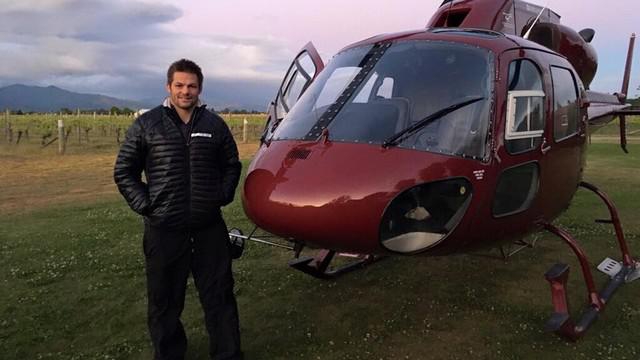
[289,249,382,280]
[228,226,384,279]
[598,257,640,283]
[540,181,639,341]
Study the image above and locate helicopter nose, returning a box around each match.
[242,141,476,254]
[242,146,390,252]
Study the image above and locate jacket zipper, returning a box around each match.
[166,106,202,230]
[184,107,200,230]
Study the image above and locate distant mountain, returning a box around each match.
[0,84,152,112]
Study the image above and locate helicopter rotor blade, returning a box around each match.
[619,33,635,153]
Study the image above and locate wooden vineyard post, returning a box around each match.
[4,109,9,144]
[58,119,66,155]
[242,117,248,143]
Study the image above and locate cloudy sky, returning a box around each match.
[0,0,638,109]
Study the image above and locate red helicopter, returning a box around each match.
[231,0,640,340]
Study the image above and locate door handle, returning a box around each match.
[541,139,551,155]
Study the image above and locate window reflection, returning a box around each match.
[551,66,579,141]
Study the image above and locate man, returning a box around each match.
[114,59,243,360]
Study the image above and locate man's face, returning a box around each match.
[166,71,201,110]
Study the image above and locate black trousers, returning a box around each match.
[143,220,242,360]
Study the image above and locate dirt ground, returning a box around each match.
[0,143,259,215]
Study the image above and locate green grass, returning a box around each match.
[1,145,639,359]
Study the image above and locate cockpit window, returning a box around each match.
[272,40,494,161]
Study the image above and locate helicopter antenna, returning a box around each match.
[523,0,551,40]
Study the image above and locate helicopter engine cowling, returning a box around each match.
[526,22,598,88]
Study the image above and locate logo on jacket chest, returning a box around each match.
[191,132,213,138]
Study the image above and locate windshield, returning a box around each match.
[273,40,494,160]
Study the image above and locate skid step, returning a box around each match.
[597,257,622,278]
[289,249,382,279]
[596,257,640,283]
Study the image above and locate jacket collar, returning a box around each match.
[162,97,208,126]
[162,97,206,109]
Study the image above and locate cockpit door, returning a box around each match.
[262,42,324,143]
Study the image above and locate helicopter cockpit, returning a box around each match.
[270,40,494,161]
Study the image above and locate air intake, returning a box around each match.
[287,148,311,160]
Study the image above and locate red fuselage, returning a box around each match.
[244,23,588,256]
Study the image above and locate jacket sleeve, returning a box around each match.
[113,119,150,215]
[219,122,242,206]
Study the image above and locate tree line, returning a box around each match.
[7,107,137,116]
[7,106,265,116]
[216,108,264,114]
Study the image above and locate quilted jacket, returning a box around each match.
[114,104,241,229]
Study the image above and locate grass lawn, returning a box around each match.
[0,140,638,359]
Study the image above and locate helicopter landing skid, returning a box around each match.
[227,227,383,279]
[289,249,382,280]
[540,181,638,341]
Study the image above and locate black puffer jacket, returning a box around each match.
[114,105,241,230]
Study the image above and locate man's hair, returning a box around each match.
[167,59,203,88]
